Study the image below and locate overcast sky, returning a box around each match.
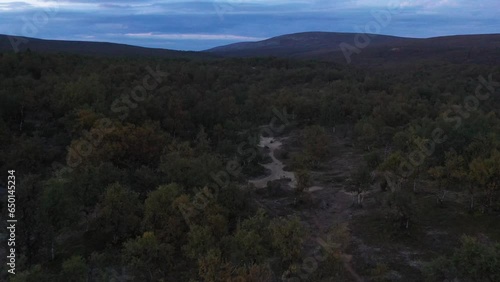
[1,0,499,51]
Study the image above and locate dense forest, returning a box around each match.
[0,51,500,281]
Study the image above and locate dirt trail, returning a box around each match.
[248,136,297,188]
[301,137,366,281]
[251,132,366,281]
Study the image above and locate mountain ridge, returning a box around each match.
[0,34,212,59]
[2,32,500,65]
[205,32,500,65]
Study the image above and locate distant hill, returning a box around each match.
[2,32,500,66]
[206,32,500,65]
[0,34,212,59]
[206,32,414,56]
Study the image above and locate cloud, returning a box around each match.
[0,0,96,11]
[0,0,498,51]
[399,0,457,8]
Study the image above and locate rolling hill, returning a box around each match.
[206,32,500,66]
[0,34,211,59]
[206,32,415,57]
[2,32,500,66]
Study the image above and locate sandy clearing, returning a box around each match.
[248,136,297,189]
[307,186,325,193]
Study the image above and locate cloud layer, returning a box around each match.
[0,0,498,50]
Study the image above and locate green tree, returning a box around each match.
[197,248,232,282]
[122,232,174,281]
[16,175,46,265]
[183,224,217,260]
[378,151,411,191]
[142,183,187,243]
[60,255,87,282]
[97,183,142,243]
[386,189,416,231]
[229,210,271,264]
[429,151,470,208]
[41,178,79,260]
[160,142,222,188]
[424,236,500,281]
[469,150,500,212]
[302,125,331,167]
[349,165,371,207]
[10,265,49,282]
[295,169,310,194]
[268,216,305,262]
[67,162,125,230]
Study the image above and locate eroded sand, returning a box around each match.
[249,136,297,189]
